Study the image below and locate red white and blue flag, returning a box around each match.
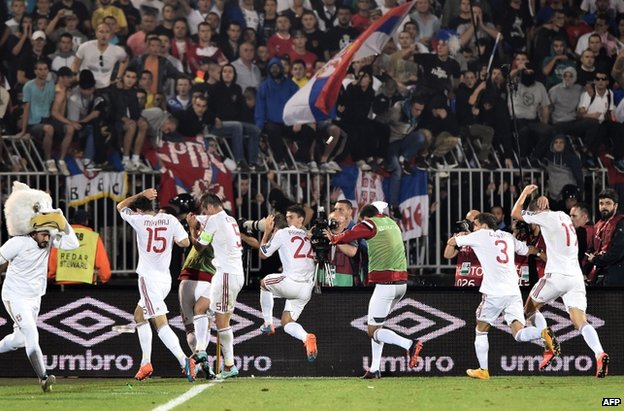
[283,2,415,125]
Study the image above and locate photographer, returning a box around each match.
[512,220,546,287]
[258,205,318,362]
[444,210,482,287]
[323,211,359,287]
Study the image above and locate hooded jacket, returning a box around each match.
[543,136,583,200]
[212,64,246,121]
[548,67,583,124]
[255,57,299,129]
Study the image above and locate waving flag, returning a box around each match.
[283,2,415,125]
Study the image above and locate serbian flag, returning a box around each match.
[397,170,429,240]
[283,2,415,125]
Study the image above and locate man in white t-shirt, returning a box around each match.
[449,212,554,380]
[258,206,318,362]
[196,193,245,379]
[117,187,195,382]
[512,184,610,378]
[0,212,79,392]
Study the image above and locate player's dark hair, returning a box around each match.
[527,199,541,211]
[286,204,306,219]
[359,204,379,219]
[131,196,157,212]
[475,212,497,230]
[200,192,222,208]
[572,202,591,217]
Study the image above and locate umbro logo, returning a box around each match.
[491,300,605,346]
[350,298,466,342]
[38,297,134,347]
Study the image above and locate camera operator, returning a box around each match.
[444,210,482,287]
[512,220,546,287]
[325,211,360,287]
[258,205,318,362]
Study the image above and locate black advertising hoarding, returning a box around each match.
[0,288,621,377]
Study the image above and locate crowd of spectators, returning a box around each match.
[1,0,624,252]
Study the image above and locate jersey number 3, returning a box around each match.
[495,239,509,264]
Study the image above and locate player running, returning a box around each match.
[258,206,318,362]
[328,201,422,379]
[117,188,195,382]
[448,212,556,380]
[195,193,245,379]
[512,184,609,377]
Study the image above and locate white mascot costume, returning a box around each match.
[0,181,79,392]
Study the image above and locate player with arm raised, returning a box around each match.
[195,193,245,379]
[512,184,609,377]
[258,205,318,362]
[116,188,195,382]
[328,202,422,379]
[448,212,554,380]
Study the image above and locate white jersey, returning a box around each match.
[200,210,244,276]
[120,208,188,279]
[0,228,79,299]
[522,210,583,277]
[455,229,528,296]
[260,226,315,282]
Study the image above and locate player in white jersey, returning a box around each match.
[117,188,195,382]
[450,212,554,380]
[258,205,318,362]
[0,212,79,392]
[196,193,245,379]
[512,184,610,377]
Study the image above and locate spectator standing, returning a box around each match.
[231,41,262,91]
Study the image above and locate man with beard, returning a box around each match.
[0,212,79,391]
[586,189,624,286]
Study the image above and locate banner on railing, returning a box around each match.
[66,172,128,207]
[0,288,620,377]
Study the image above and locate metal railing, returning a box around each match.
[0,165,610,284]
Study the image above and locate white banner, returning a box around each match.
[66,172,128,207]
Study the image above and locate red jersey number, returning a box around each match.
[291,236,314,259]
[146,227,167,253]
[495,239,510,264]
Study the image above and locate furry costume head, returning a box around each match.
[4,181,65,236]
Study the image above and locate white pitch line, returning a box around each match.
[152,380,222,411]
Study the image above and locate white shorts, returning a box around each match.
[262,274,314,321]
[2,297,41,330]
[475,294,525,326]
[209,271,244,314]
[178,279,212,326]
[138,276,171,320]
[367,283,407,326]
[530,272,587,312]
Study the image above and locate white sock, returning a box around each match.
[260,289,274,325]
[136,322,153,365]
[21,325,46,379]
[194,314,209,352]
[122,155,130,164]
[132,154,140,163]
[157,325,186,367]
[475,331,489,370]
[0,330,25,353]
[580,324,604,357]
[369,338,384,372]
[374,328,411,350]
[532,311,547,331]
[218,327,235,367]
[514,326,541,342]
[283,322,308,342]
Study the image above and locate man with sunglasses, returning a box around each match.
[72,23,128,90]
[578,69,624,172]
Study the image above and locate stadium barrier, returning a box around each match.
[0,287,620,377]
[0,167,610,284]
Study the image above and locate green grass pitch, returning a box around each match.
[0,376,621,411]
